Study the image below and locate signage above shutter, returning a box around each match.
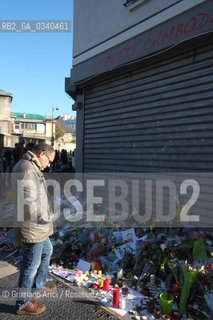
[70,1,213,84]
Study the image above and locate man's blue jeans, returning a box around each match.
[16,237,53,309]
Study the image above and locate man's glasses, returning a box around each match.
[45,153,52,165]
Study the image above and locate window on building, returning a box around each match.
[24,123,36,130]
[37,123,45,134]
[15,123,19,130]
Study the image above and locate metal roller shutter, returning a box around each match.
[83,42,213,172]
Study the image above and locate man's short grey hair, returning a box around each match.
[33,143,55,155]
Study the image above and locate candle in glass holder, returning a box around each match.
[153,304,161,319]
[122,287,128,295]
[103,278,110,291]
[171,312,180,320]
[150,274,155,285]
[91,261,96,271]
[95,261,102,271]
[146,298,154,314]
[120,294,127,310]
[113,287,120,308]
[142,287,150,296]
[172,284,181,294]
[98,278,104,288]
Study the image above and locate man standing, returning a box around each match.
[12,143,56,315]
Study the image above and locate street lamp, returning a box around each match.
[51,107,59,146]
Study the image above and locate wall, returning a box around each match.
[45,121,54,138]
[0,95,12,121]
[0,94,12,135]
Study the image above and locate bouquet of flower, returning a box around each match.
[179,265,200,315]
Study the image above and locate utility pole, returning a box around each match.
[51,107,59,146]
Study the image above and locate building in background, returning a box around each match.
[0,89,60,149]
[61,113,76,131]
[66,0,213,172]
[0,89,19,148]
[0,88,76,157]
[11,112,53,146]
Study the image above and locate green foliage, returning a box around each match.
[179,266,200,315]
[55,120,66,139]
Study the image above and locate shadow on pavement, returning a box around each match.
[0,303,16,314]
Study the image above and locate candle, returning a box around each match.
[103,278,110,291]
[91,261,96,271]
[120,294,126,310]
[98,278,104,288]
[150,274,155,285]
[121,287,128,295]
[113,287,120,308]
[142,287,150,296]
[172,284,181,293]
[171,312,180,320]
[95,261,102,271]
[146,298,154,313]
[153,304,161,319]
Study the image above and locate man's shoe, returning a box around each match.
[15,301,46,315]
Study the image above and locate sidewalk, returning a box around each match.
[0,261,18,279]
[0,267,119,320]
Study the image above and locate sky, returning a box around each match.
[0,0,75,118]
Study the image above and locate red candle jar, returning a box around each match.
[142,287,150,296]
[95,261,102,271]
[122,287,128,295]
[113,287,120,308]
[146,299,154,313]
[103,278,110,291]
[171,312,180,320]
[172,284,181,294]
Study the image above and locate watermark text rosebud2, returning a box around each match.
[13,172,207,228]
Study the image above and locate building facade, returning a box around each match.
[0,90,72,151]
[66,0,213,173]
[0,89,19,148]
[11,112,54,146]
